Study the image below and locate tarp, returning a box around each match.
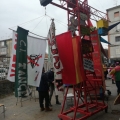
[108,22,120,32]
[100,37,111,45]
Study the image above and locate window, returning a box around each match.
[116,49,120,55]
[114,11,119,17]
[115,36,120,42]
[1,42,4,46]
[0,48,6,55]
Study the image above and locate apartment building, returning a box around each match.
[107,5,120,63]
[0,38,12,66]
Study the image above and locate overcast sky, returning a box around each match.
[0,0,120,48]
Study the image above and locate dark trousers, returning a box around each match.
[116,81,120,94]
[104,71,108,79]
[49,83,54,102]
[38,91,49,109]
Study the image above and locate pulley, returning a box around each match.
[40,0,52,6]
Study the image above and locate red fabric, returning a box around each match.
[56,32,76,84]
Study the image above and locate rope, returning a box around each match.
[10,15,45,28]
[9,28,47,40]
[46,14,68,28]
[31,16,45,32]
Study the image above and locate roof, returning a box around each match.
[0,38,12,42]
[106,5,120,11]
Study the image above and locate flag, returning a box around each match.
[100,37,111,45]
[7,31,17,82]
[27,36,46,87]
[47,19,62,80]
[56,31,83,85]
[15,27,28,97]
[8,27,47,97]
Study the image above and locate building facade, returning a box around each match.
[107,5,120,63]
[0,38,12,66]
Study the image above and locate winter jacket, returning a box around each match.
[37,72,49,92]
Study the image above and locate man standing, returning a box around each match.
[37,67,52,111]
[110,62,120,95]
[47,68,61,106]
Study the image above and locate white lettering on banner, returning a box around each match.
[18,70,25,76]
[18,79,27,84]
[18,84,27,96]
[17,38,27,96]
[19,63,26,69]
[20,40,26,52]
[83,58,94,72]
[20,40,26,47]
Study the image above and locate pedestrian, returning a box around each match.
[109,62,120,95]
[47,68,61,106]
[36,67,52,111]
[103,64,108,80]
[108,64,115,84]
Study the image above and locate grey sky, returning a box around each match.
[0,0,120,48]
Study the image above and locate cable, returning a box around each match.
[31,15,46,32]
[9,28,47,39]
[45,15,49,33]
[10,15,45,28]
[46,14,67,27]
[90,0,106,12]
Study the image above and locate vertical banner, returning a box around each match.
[7,32,46,87]
[47,19,62,80]
[15,27,28,97]
[27,36,46,87]
[91,30,104,78]
[56,32,83,84]
[7,31,17,82]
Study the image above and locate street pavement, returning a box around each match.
[0,79,120,120]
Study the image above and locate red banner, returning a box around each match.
[91,30,104,79]
[56,32,83,85]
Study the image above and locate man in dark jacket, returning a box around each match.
[37,67,52,111]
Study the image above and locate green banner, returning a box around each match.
[15,27,28,97]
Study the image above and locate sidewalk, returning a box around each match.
[0,79,120,120]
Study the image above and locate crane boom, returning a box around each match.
[50,0,108,21]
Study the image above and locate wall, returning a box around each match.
[6,39,12,57]
[108,6,120,60]
[0,80,14,98]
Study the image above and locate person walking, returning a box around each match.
[103,64,108,80]
[36,67,52,111]
[108,64,115,84]
[109,62,120,95]
[47,68,61,106]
